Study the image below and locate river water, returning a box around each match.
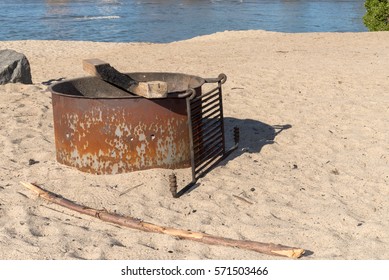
[0,0,367,43]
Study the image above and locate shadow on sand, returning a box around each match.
[223,117,292,161]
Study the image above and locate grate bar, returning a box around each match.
[194,140,224,165]
[191,107,221,127]
[192,121,222,143]
[195,132,222,155]
[192,114,220,130]
[192,86,219,102]
[191,91,220,109]
[193,115,220,137]
[191,101,221,121]
[194,147,224,175]
[191,95,220,116]
[193,127,222,150]
[190,91,220,112]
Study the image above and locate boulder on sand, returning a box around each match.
[0,49,32,85]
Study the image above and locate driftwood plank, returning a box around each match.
[20,181,306,259]
[82,58,168,98]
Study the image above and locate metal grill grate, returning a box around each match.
[190,80,226,180]
[173,74,239,197]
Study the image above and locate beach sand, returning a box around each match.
[0,30,388,260]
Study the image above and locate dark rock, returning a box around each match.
[0,49,32,85]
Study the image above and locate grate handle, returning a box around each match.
[204,73,227,84]
[177,88,196,99]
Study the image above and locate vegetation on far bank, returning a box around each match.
[364,0,389,31]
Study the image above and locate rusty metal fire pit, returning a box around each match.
[50,72,239,197]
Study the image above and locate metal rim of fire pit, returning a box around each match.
[51,72,207,99]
